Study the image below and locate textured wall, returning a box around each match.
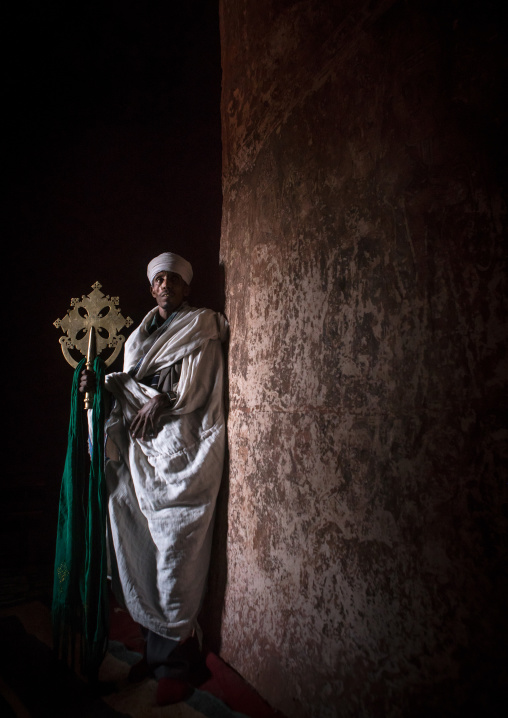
[219,1,507,716]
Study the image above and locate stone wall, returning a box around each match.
[219,1,507,716]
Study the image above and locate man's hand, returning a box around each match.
[79,369,96,394]
[130,394,174,440]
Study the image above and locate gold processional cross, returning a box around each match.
[54,282,132,408]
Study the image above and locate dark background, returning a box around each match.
[3,1,223,603]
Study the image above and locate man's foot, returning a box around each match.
[156,677,192,706]
[127,655,150,683]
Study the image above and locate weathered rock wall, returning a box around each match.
[219,1,507,716]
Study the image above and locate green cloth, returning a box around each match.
[51,357,109,680]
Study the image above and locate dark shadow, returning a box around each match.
[0,615,126,717]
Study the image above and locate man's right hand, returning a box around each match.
[79,369,96,394]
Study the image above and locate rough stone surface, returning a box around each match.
[219,1,507,716]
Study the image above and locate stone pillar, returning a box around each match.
[219,1,507,716]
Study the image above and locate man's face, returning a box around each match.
[150,271,190,317]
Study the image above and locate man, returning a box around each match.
[80,251,227,705]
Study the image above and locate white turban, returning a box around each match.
[147,252,193,286]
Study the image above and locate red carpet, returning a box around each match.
[108,591,285,718]
[0,593,286,717]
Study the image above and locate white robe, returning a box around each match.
[103,304,227,641]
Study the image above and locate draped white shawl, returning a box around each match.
[104,304,227,641]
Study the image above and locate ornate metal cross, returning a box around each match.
[54,281,132,408]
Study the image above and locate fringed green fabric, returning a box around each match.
[52,357,109,681]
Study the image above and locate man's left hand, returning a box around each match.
[130,394,174,440]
